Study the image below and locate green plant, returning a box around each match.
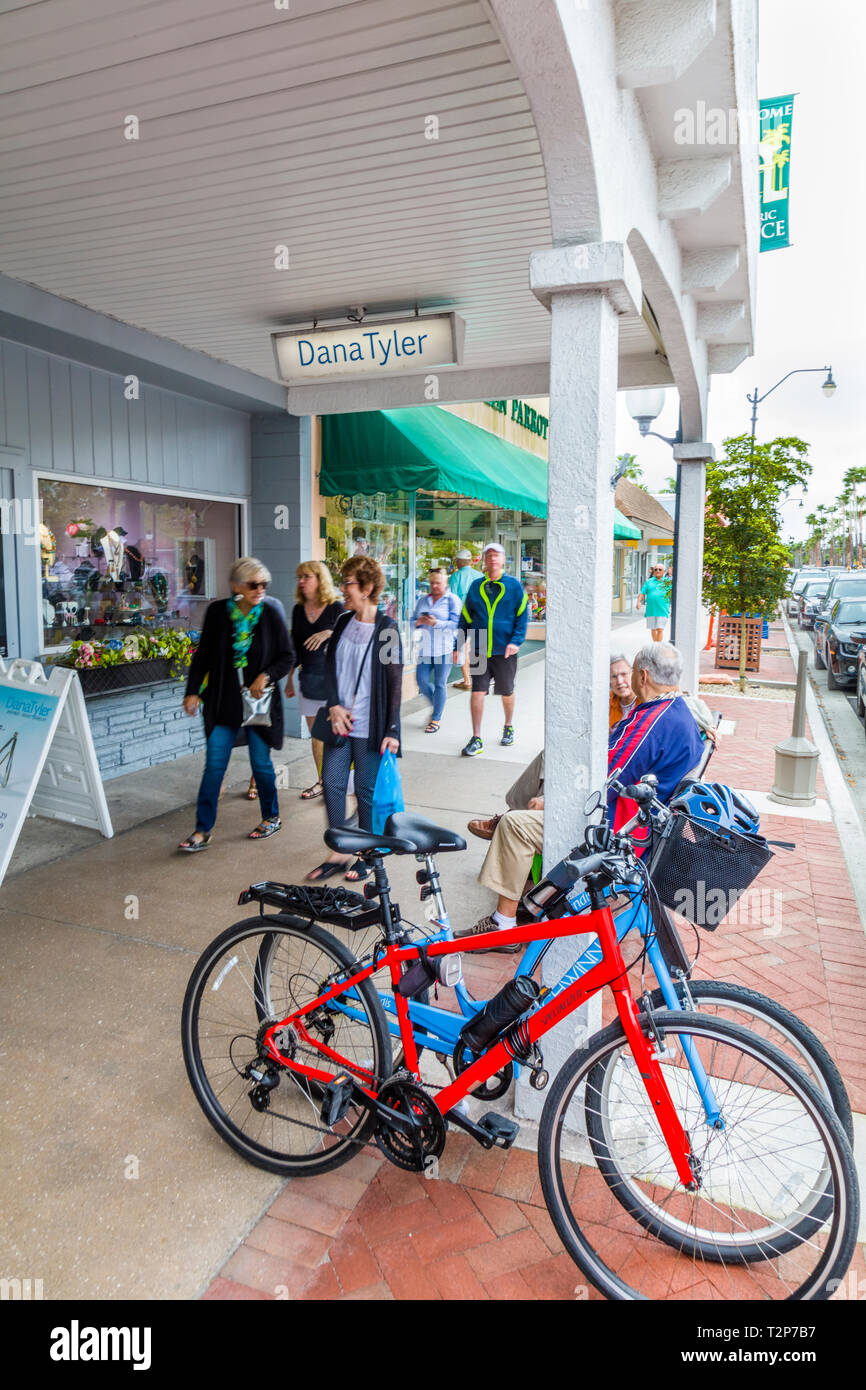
[703,434,812,689]
[61,627,197,680]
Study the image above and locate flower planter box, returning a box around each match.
[70,658,177,696]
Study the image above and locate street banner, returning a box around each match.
[759,94,795,251]
[0,658,112,885]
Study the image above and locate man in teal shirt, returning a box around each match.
[637,562,671,642]
[448,548,483,690]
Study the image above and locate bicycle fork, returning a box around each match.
[608,969,699,1190]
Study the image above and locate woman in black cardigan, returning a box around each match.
[307,554,402,882]
[180,557,294,850]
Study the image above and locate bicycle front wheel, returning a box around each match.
[538,1012,858,1300]
[182,916,391,1177]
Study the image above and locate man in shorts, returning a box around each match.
[455,542,529,756]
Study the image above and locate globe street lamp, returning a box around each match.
[624,388,683,638]
[748,367,836,439]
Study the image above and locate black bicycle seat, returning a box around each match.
[324,825,418,856]
[385,813,467,854]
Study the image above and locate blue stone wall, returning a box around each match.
[85,680,206,779]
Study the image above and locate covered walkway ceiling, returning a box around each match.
[0,0,666,392]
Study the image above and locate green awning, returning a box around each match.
[321,406,547,517]
[321,405,644,538]
[614,508,642,539]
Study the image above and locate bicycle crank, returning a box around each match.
[374,1076,446,1172]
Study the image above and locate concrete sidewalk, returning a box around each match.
[2,629,864,1301]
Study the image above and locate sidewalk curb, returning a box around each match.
[779,610,866,937]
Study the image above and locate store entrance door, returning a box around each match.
[498,530,519,577]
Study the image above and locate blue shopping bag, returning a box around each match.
[371,750,405,834]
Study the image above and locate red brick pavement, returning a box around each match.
[204,622,866,1301]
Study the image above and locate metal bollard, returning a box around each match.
[768,649,819,805]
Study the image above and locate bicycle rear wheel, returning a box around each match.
[182,916,391,1176]
[645,979,854,1141]
[538,1012,858,1300]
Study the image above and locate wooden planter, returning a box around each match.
[716,616,762,672]
[69,658,177,696]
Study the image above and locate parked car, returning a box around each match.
[814,597,866,689]
[787,569,829,616]
[797,579,831,629]
[813,572,866,621]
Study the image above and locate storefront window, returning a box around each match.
[38,478,241,649]
[325,492,411,634]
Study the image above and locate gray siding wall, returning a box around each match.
[0,336,253,665]
[250,412,309,737]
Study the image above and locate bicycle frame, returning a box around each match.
[258,901,698,1188]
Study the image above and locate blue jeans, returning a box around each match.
[196,725,279,833]
[416,659,449,722]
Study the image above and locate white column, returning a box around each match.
[672,441,714,693]
[515,242,641,1123]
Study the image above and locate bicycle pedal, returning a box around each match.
[477,1112,520,1149]
[320,1073,355,1128]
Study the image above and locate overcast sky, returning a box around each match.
[614,0,865,541]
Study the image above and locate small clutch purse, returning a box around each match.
[238,668,274,727]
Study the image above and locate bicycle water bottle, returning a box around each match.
[458,976,540,1054]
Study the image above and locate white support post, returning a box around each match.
[672,441,714,692]
[516,242,641,1122]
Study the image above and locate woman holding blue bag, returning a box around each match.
[306,554,403,883]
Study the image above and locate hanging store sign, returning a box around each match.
[272,313,464,384]
[758,94,795,251]
[486,399,549,441]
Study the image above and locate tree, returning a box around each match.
[659,476,677,494]
[703,435,812,689]
[616,452,644,483]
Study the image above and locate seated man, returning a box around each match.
[460,642,706,951]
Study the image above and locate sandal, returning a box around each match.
[306,860,348,882]
[424,720,440,734]
[178,831,211,853]
[344,858,370,882]
[248,818,282,840]
[300,779,324,800]
[246,780,258,800]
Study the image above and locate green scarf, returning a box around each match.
[227,596,263,668]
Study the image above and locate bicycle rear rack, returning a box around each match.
[237,880,383,931]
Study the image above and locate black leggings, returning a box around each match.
[321,738,382,833]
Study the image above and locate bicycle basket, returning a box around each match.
[647,813,774,930]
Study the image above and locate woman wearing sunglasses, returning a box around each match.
[179,557,295,850]
[306,554,402,883]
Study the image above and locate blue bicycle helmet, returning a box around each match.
[668,781,760,836]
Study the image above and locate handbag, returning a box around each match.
[238,667,274,727]
[299,664,328,702]
[312,628,375,748]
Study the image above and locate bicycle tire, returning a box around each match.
[182,915,391,1177]
[538,1012,858,1300]
[643,980,854,1142]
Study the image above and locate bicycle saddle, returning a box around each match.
[324,826,418,856]
[385,812,467,854]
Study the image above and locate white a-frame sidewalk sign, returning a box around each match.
[0,658,112,884]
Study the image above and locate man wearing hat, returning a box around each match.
[448,547,483,690]
[456,542,529,755]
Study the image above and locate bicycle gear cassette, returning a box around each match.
[452,1042,513,1102]
[374,1076,446,1172]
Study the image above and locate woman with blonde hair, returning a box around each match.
[286,559,344,799]
[179,557,294,849]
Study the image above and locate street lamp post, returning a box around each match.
[747,366,836,439]
[624,389,683,638]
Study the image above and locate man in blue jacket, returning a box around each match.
[456,542,528,756]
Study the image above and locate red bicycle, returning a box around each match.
[182,805,858,1300]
